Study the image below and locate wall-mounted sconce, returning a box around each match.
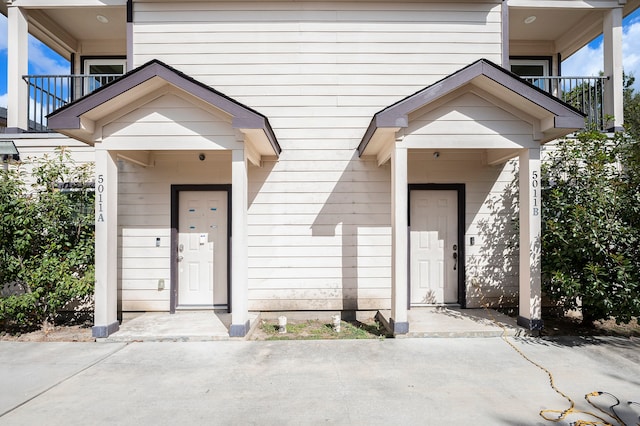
[199,153,206,161]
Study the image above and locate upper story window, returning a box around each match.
[82,58,127,94]
[510,58,552,92]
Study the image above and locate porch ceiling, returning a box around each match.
[357,59,585,159]
[509,0,640,59]
[0,2,127,59]
[47,60,281,159]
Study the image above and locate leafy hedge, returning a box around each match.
[0,149,95,331]
[542,129,640,325]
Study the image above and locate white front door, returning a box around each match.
[178,191,228,307]
[410,190,458,305]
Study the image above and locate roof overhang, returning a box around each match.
[358,59,585,158]
[48,59,281,159]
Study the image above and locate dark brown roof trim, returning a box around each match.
[357,58,585,157]
[48,59,281,156]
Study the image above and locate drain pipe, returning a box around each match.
[332,314,341,333]
[278,315,287,334]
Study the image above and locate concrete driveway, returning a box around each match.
[1,337,639,425]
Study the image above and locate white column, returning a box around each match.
[518,148,542,330]
[390,145,409,334]
[7,6,29,131]
[93,147,119,338]
[230,148,249,337]
[603,7,624,130]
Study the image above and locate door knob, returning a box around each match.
[177,256,183,262]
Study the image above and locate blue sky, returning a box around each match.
[1,8,639,108]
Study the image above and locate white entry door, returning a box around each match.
[178,191,228,307]
[410,190,458,305]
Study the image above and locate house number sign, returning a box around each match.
[531,170,540,216]
[97,174,105,222]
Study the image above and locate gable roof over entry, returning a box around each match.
[48,59,281,158]
[358,59,585,158]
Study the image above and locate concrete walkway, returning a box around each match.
[101,307,524,342]
[1,337,639,425]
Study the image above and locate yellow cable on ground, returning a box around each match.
[472,282,623,425]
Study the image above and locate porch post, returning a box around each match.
[92,147,119,338]
[6,5,29,132]
[229,148,250,337]
[518,147,543,330]
[390,145,409,334]
[603,7,624,130]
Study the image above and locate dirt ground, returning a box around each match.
[0,324,95,342]
[1,315,639,342]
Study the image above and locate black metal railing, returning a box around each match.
[20,73,609,133]
[522,76,608,131]
[22,74,123,132]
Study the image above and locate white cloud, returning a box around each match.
[562,43,603,77]
[28,37,69,76]
[623,18,640,85]
[563,15,640,91]
[0,15,7,51]
[0,93,7,109]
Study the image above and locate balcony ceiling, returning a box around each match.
[510,8,592,45]
[42,7,126,42]
[0,3,126,60]
[510,1,640,59]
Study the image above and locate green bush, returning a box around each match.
[0,149,95,332]
[542,129,640,325]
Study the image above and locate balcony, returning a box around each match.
[22,74,123,132]
[521,76,608,131]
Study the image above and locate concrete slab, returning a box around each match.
[376,307,524,338]
[405,307,524,337]
[103,308,522,342]
[1,337,639,425]
[100,311,258,342]
[0,342,126,417]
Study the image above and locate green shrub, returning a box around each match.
[0,149,95,332]
[542,129,640,325]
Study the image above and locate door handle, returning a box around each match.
[177,256,183,262]
[452,247,458,271]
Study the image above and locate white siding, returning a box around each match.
[12,136,95,187]
[103,94,240,151]
[405,93,535,149]
[408,151,519,308]
[118,150,232,311]
[121,1,504,311]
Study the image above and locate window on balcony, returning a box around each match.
[82,58,127,96]
[510,58,552,91]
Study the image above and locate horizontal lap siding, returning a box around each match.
[132,1,502,311]
[13,138,95,187]
[118,143,231,310]
[406,92,529,307]
[408,150,519,308]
